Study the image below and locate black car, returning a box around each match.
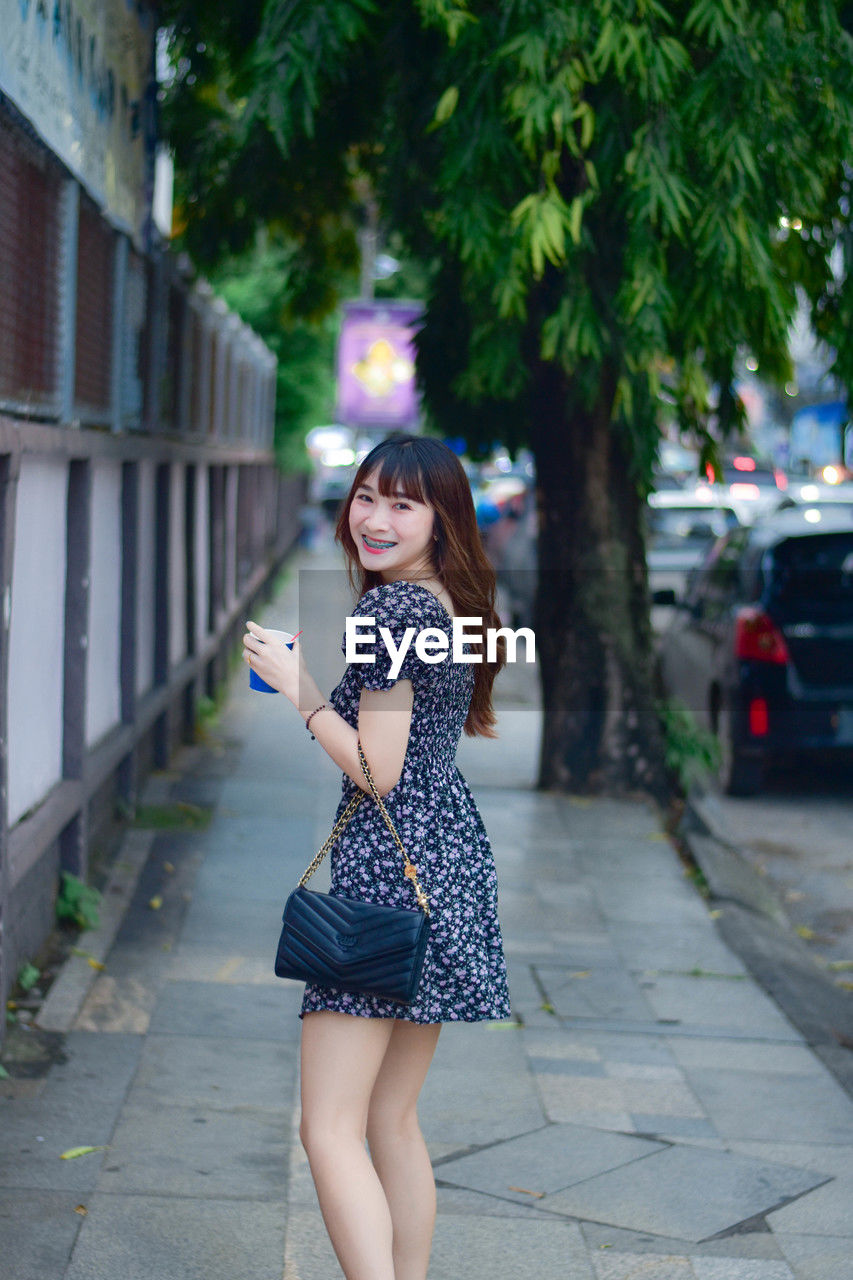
[656,506,853,795]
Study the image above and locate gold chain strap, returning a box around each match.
[296,741,431,917]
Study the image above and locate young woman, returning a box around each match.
[243,435,511,1280]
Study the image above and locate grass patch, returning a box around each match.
[132,801,212,831]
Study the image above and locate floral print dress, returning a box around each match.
[300,579,512,1024]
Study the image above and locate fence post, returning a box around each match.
[0,453,18,1030]
[118,460,139,808]
[61,459,91,878]
[153,462,171,765]
[58,181,80,425]
[111,235,128,433]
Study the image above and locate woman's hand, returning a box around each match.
[242,622,304,704]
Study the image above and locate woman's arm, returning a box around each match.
[243,622,413,795]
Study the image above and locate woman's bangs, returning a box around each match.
[374,449,429,505]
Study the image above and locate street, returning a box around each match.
[698,761,853,972]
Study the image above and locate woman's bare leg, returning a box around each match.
[366,1021,442,1280]
[300,1011,397,1280]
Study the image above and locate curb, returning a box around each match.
[33,769,180,1036]
[681,791,853,1097]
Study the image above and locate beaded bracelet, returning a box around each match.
[304,703,328,739]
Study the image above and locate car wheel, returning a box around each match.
[716,699,764,797]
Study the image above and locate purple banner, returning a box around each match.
[336,301,423,428]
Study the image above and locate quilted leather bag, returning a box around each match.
[274,741,431,1005]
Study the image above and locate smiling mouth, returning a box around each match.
[362,535,397,552]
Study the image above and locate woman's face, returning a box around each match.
[348,467,436,581]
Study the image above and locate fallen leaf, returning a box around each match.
[60,1146,106,1161]
[795,925,816,940]
[708,909,722,919]
[163,862,175,874]
[569,970,590,979]
[507,1185,545,1198]
[74,1205,88,1216]
[86,958,105,972]
[148,896,163,911]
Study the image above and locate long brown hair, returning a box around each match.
[336,435,505,737]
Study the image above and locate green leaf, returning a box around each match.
[433,85,459,126]
[17,964,40,993]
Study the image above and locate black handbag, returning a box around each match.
[274,741,431,1005]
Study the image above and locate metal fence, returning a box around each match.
[0,96,304,1032]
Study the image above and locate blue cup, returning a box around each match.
[249,630,294,694]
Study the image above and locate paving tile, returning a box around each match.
[609,923,747,976]
[605,1062,686,1081]
[436,1123,663,1204]
[684,1068,853,1144]
[580,1220,789,1261]
[592,1252,694,1280]
[567,1032,680,1067]
[97,1103,289,1198]
[435,1184,564,1219]
[535,964,657,1021]
[419,1022,544,1146]
[193,828,315,900]
[641,975,798,1035]
[591,879,710,927]
[65,1193,285,1280]
[630,1116,719,1140]
[667,1039,824,1077]
[774,1234,853,1280]
[147,979,303,1040]
[0,1189,84,1280]
[691,1260,794,1280]
[536,1074,706,1126]
[544,1144,826,1243]
[0,1034,143,1192]
[766,1177,853,1236]
[177,894,284,953]
[520,1031,603,1062]
[430,1213,595,1280]
[165,945,283,986]
[530,1057,608,1077]
[126,1033,297,1113]
[728,1142,853,1179]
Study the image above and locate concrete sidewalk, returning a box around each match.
[2,550,852,1280]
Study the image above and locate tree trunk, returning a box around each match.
[529,364,668,798]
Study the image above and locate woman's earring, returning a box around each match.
[433,534,439,542]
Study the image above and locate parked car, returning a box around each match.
[691,454,787,523]
[778,480,853,513]
[656,506,853,795]
[647,491,740,601]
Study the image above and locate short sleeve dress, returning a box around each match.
[300,579,512,1024]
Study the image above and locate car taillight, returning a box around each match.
[734,607,790,664]
[730,482,761,500]
[749,697,769,736]
[774,469,788,491]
